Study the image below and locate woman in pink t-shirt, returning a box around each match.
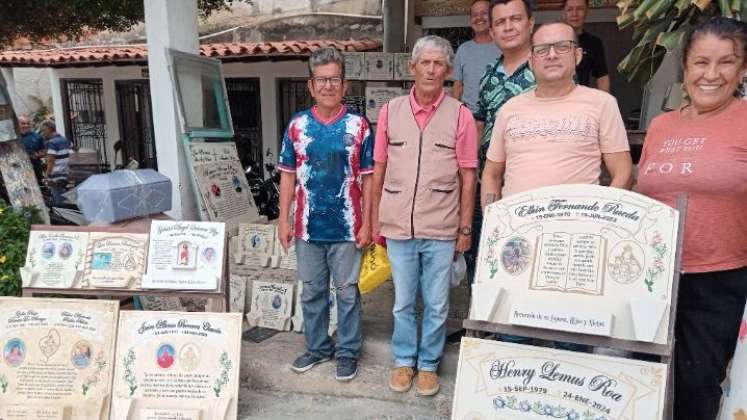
[637,17,747,420]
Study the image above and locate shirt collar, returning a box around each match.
[409,87,446,114]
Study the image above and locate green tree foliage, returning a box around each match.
[0,201,42,296]
[618,0,746,85]
[0,0,250,47]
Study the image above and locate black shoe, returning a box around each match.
[291,352,331,373]
[335,357,358,381]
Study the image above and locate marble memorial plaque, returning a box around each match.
[188,142,259,232]
[228,275,248,314]
[84,232,148,289]
[473,185,679,344]
[453,337,667,420]
[719,304,747,420]
[247,280,294,331]
[365,87,403,123]
[273,232,297,271]
[142,221,226,290]
[110,311,242,420]
[0,297,119,420]
[343,52,365,80]
[393,53,413,80]
[364,52,394,80]
[236,223,275,266]
[23,231,88,288]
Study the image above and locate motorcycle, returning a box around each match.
[245,149,280,221]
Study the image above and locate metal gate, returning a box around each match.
[61,79,108,165]
[115,80,157,169]
[225,78,262,170]
[277,79,313,147]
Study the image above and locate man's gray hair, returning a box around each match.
[40,119,56,131]
[308,47,346,78]
[411,35,454,68]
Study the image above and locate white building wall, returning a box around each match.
[5,68,52,118]
[44,60,308,170]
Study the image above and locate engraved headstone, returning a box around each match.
[22,231,88,288]
[110,311,242,420]
[0,297,118,420]
[142,221,226,291]
[453,337,668,420]
[473,185,679,344]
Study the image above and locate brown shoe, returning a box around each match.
[415,371,440,396]
[389,367,415,393]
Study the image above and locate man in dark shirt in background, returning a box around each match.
[18,115,45,183]
[562,0,610,92]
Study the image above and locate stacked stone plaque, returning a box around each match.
[110,311,242,420]
[452,338,668,420]
[247,280,294,331]
[0,297,119,420]
[471,185,679,344]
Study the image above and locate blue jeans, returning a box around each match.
[387,238,455,372]
[296,239,362,360]
[50,180,67,207]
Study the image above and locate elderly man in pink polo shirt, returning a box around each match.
[371,35,478,397]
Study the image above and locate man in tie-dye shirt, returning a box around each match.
[278,48,373,382]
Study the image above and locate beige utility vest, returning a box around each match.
[379,94,462,240]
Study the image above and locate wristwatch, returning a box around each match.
[459,226,472,236]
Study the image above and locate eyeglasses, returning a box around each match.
[531,40,576,57]
[311,76,343,87]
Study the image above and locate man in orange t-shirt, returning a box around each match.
[482,22,632,205]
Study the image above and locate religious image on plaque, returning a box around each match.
[84,232,148,289]
[188,142,260,232]
[236,223,275,266]
[22,231,88,288]
[472,184,679,344]
[452,337,668,420]
[142,221,226,290]
[364,52,394,80]
[393,53,414,80]
[343,52,365,80]
[110,311,242,420]
[247,280,294,331]
[0,297,118,420]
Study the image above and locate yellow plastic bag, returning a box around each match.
[358,244,392,294]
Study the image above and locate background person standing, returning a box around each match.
[561,0,610,92]
[452,0,501,114]
[18,115,45,183]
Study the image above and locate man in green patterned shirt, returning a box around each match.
[475,0,536,163]
[457,0,537,293]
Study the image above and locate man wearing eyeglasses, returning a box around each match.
[482,21,632,208]
[278,47,373,382]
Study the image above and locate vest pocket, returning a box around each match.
[379,182,408,232]
[388,140,406,146]
[423,182,460,234]
[434,142,455,150]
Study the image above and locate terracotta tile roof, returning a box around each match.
[0,39,382,68]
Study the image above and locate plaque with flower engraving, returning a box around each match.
[0,297,118,420]
[110,311,242,420]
